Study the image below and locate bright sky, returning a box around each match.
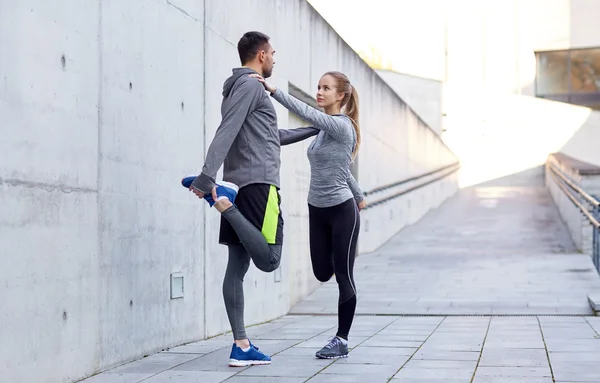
[307,0,448,81]
[307,0,572,93]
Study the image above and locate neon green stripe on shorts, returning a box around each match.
[261,185,279,244]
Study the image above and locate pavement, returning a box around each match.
[81,175,600,382]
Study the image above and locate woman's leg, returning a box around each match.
[313,199,360,359]
[308,204,334,282]
[330,199,360,340]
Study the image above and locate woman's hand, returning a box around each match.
[248,73,277,93]
[357,199,367,211]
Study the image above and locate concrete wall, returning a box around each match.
[0,1,457,382]
[1,1,206,382]
[376,70,444,136]
[560,112,600,167]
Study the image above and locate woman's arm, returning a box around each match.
[271,89,353,143]
[279,127,319,146]
[346,171,365,203]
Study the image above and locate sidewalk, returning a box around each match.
[83,315,600,383]
[82,178,600,382]
[292,185,599,316]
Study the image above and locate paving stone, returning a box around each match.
[545,338,600,352]
[473,378,552,383]
[548,351,600,363]
[142,370,235,383]
[236,356,331,378]
[418,342,483,353]
[225,377,305,383]
[171,347,244,373]
[474,366,552,378]
[107,353,199,375]
[163,344,224,355]
[391,367,475,380]
[552,361,600,381]
[255,331,325,340]
[538,317,589,324]
[482,340,545,349]
[390,379,470,383]
[427,333,486,341]
[479,348,550,367]
[361,337,423,348]
[541,328,598,339]
[412,350,481,361]
[341,345,415,364]
[274,346,324,358]
[309,373,392,382]
[365,334,429,342]
[402,359,478,370]
[78,373,152,383]
[320,363,399,376]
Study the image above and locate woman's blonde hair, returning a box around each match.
[324,71,360,159]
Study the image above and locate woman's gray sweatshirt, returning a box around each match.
[272,88,364,208]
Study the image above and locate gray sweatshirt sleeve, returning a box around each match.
[191,80,263,193]
[272,88,353,143]
[279,127,319,146]
[346,171,364,203]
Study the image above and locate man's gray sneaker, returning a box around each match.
[315,337,348,359]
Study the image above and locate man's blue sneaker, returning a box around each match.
[182,176,239,207]
[228,342,271,367]
[181,175,197,189]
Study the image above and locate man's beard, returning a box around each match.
[263,66,273,79]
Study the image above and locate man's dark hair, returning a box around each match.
[237,31,270,65]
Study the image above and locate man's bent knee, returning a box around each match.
[255,259,279,273]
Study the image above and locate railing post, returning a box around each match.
[594,198,600,273]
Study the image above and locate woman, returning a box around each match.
[251,71,366,359]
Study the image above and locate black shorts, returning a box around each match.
[219,183,284,246]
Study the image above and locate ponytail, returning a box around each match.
[345,85,360,160]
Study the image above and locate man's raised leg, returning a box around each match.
[216,199,281,273]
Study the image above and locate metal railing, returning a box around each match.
[362,162,460,210]
[548,163,600,272]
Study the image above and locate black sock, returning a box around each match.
[336,295,356,340]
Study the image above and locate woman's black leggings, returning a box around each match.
[308,198,360,340]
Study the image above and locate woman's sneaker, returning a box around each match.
[181,176,239,207]
[315,336,348,359]
[228,342,272,367]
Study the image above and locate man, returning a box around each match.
[189,31,317,367]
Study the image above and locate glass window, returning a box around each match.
[535,47,600,110]
[569,48,600,94]
[536,51,569,95]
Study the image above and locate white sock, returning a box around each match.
[337,336,348,345]
[241,346,251,352]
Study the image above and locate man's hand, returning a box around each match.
[357,199,367,211]
[190,186,218,201]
